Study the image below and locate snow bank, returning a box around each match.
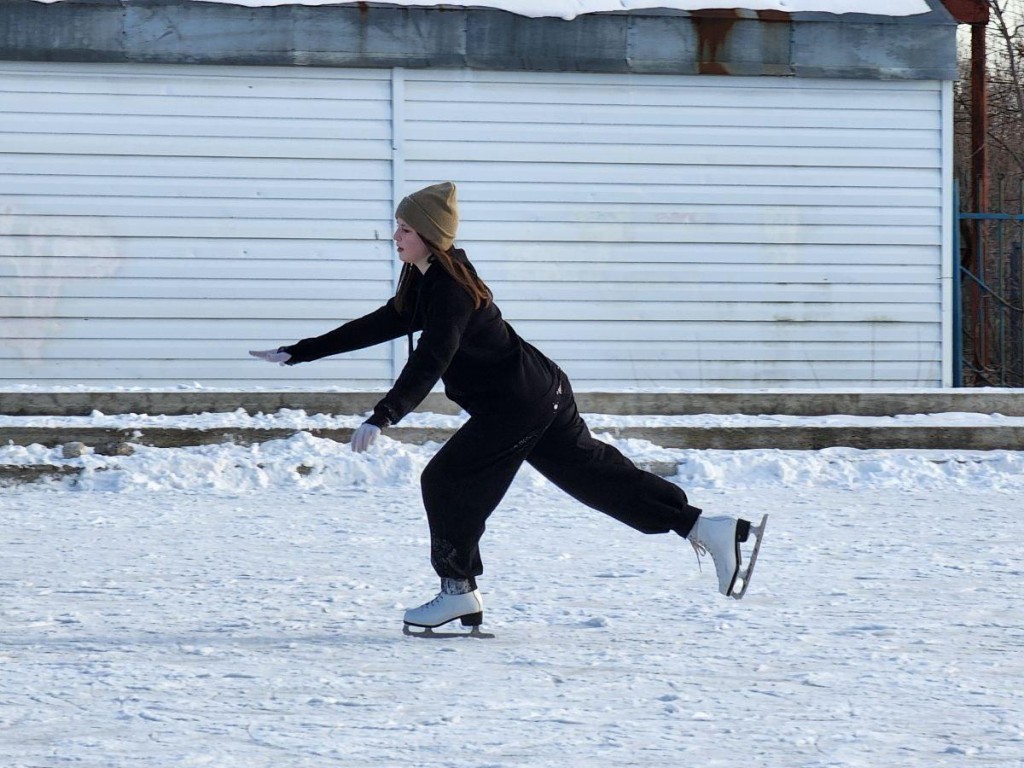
[6,431,1024,494]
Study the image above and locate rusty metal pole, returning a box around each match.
[942,0,991,383]
[971,19,989,377]
[971,20,988,213]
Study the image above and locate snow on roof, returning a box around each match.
[34,0,935,20]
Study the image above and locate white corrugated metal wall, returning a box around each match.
[0,62,948,389]
[1,63,397,388]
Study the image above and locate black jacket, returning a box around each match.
[281,256,561,427]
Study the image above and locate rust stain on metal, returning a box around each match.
[940,0,989,24]
[692,10,738,76]
[756,10,791,23]
[689,8,742,19]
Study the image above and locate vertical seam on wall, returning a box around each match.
[390,67,406,382]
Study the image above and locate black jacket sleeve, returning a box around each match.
[367,274,475,428]
[280,298,413,365]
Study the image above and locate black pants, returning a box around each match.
[420,375,702,586]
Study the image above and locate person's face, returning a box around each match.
[394,218,431,273]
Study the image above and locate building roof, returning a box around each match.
[3,0,957,80]
[58,1,932,19]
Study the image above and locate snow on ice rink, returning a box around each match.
[2,433,1023,767]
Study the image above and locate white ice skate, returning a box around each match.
[688,514,768,599]
[402,581,490,638]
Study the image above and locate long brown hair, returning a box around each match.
[394,242,493,314]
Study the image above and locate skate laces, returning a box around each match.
[689,538,707,573]
[421,592,446,609]
[688,520,718,574]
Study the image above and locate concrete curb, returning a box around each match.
[3,425,1024,451]
[592,425,1024,450]
[4,391,1024,417]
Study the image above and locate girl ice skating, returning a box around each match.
[251,182,766,634]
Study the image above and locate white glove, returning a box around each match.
[249,348,291,365]
[351,423,381,454]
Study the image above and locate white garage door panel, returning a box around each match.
[0,63,395,387]
[485,282,939,304]
[494,301,935,323]
[409,142,938,169]
[406,75,938,110]
[551,360,940,385]
[404,69,945,388]
[3,217,383,240]
[409,161,941,190]
[2,114,390,142]
[5,257,388,282]
[457,223,937,246]
[2,277,386,302]
[408,103,940,132]
[1,237,393,263]
[516,321,941,344]
[411,122,938,151]
[3,318,366,343]
[2,297,391,321]
[463,203,940,229]
[536,340,934,363]
[418,182,940,208]
[0,134,389,162]
[6,198,386,220]
[482,262,937,285]
[2,176,391,199]
[0,62,948,389]
[470,242,940,266]
[0,155,393,181]
[5,358,394,385]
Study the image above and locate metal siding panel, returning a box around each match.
[408,142,938,168]
[515,321,941,344]
[408,103,941,131]
[1,63,946,389]
[0,63,395,387]
[457,223,938,246]
[405,71,943,388]
[2,297,395,320]
[409,161,941,188]
[481,262,938,284]
[491,301,935,323]
[471,242,941,265]
[548,361,943,387]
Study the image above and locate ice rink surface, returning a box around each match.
[2,438,1022,767]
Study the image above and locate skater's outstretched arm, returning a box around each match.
[250,299,414,369]
[277,298,413,365]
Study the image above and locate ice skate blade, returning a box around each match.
[403,623,494,639]
[730,514,768,600]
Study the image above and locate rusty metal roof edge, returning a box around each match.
[0,0,958,79]
[311,0,958,24]
[0,0,959,22]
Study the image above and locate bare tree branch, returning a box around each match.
[989,1,1024,122]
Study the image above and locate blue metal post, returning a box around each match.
[953,181,963,387]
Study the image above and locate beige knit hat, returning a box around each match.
[395,182,459,251]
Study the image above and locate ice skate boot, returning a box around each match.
[688,514,768,599]
[403,578,489,637]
